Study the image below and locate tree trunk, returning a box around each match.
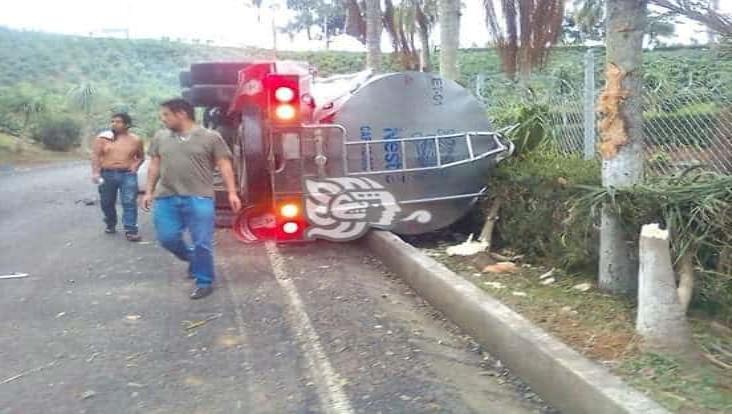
[438,0,460,81]
[636,224,694,354]
[345,0,367,44]
[418,30,431,71]
[598,0,647,295]
[416,3,431,72]
[676,248,695,313]
[599,210,638,294]
[365,0,382,71]
[478,199,501,249]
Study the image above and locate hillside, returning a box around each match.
[0,27,729,143]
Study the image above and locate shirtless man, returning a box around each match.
[91,113,145,241]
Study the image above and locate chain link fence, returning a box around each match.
[472,50,732,176]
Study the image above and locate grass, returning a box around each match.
[421,243,732,413]
[619,350,732,413]
[0,132,84,166]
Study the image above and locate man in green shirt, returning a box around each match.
[142,98,241,300]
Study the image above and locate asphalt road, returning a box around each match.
[0,162,555,414]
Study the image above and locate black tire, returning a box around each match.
[190,62,252,85]
[187,85,237,107]
[179,71,193,88]
[214,208,235,228]
[241,106,270,206]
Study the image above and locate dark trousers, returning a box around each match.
[99,169,139,233]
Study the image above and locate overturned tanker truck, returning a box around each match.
[173,60,513,243]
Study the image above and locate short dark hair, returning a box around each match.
[112,112,132,126]
[160,98,195,121]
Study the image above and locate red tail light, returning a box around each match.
[282,221,299,234]
[266,74,300,125]
[275,199,307,241]
[274,86,296,102]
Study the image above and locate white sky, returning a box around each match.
[0,0,729,51]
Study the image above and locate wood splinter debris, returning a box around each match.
[0,273,29,280]
[1,360,58,385]
[183,313,223,331]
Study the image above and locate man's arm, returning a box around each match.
[145,155,160,195]
[217,157,242,212]
[141,155,160,211]
[130,137,145,172]
[90,138,104,179]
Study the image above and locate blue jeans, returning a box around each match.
[153,196,215,288]
[99,169,138,233]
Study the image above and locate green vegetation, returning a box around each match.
[619,348,732,413]
[0,27,729,151]
[32,114,82,151]
[489,98,730,320]
[430,246,732,413]
[0,132,82,165]
[489,150,601,272]
[570,171,732,321]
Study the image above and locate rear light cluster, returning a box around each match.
[266,75,300,125]
[233,201,308,243]
[282,222,299,234]
[280,203,299,219]
[275,200,307,241]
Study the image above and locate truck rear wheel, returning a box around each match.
[190,62,252,85]
[241,106,269,205]
[181,88,193,103]
[232,207,276,243]
[179,71,193,88]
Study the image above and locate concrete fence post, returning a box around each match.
[583,49,597,160]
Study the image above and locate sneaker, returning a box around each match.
[105,227,116,234]
[125,232,142,242]
[190,286,213,300]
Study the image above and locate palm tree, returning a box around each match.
[11,95,46,153]
[366,0,382,71]
[573,0,605,41]
[385,0,438,72]
[68,82,97,151]
[68,83,96,116]
[483,0,564,80]
[383,0,420,70]
[597,0,647,294]
[414,0,437,71]
[14,98,46,134]
[438,0,460,81]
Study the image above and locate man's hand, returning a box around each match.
[91,174,101,184]
[217,157,241,212]
[141,193,154,212]
[228,192,242,213]
[144,156,161,210]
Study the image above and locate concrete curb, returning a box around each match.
[364,230,669,414]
